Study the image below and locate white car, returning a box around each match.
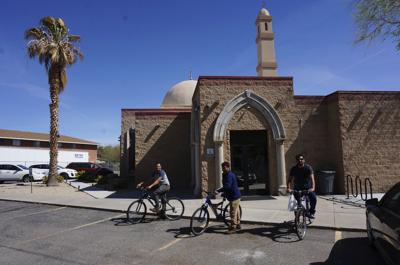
[0,164,32,183]
[29,164,78,180]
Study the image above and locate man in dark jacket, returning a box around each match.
[217,161,241,234]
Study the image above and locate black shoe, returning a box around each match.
[305,212,315,219]
[150,207,160,213]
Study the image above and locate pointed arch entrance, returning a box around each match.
[213,90,287,195]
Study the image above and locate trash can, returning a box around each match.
[316,171,335,195]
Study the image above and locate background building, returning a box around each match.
[0,129,97,167]
[121,7,400,195]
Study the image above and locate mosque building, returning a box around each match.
[120,7,400,196]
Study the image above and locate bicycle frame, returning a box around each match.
[138,188,167,213]
[202,194,227,220]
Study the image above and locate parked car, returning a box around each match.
[66,162,113,176]
[366,181,400,265]
[0,164,32,183]
[29,164,78,180]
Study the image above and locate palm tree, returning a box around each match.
[25,17,83,186]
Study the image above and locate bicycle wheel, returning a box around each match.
[190,207,210,236]
[295,209,307,240]
[126,200,146,224]
[223,204,243,227]
[164,197,185,220]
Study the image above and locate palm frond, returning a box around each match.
[25,27,43,40]
[68,35,81,42]
[41,16,56,29]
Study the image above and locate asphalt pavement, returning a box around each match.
[0,200,385,265]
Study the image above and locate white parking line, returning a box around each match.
[335,230,342,242]
[14,213,124,246]
[5,207,67,220]
[156,238,181,251]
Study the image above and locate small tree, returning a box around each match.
[354,0,400,50]
[25,17,83,186]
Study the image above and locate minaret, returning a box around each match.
[256,6,277,76]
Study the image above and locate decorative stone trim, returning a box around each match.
[213,90,286,142]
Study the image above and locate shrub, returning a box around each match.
[42,175,64,184]
[76,171,97,183]
[95,175,108,185]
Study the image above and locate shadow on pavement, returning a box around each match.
[241,195,277,201]
[310,237,385,265]
[105,189,197,199]
[167,222,300,242]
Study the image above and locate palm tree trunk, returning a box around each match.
[48,67,61,186]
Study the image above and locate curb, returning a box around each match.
[0,198,367,232]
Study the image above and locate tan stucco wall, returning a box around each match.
[133,113,191,189]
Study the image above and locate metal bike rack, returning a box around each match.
[346,174,373,201]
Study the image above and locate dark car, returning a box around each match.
[66,162,113,176]
[366,181,400,265]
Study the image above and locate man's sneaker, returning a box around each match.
[150,207,159,213]
[306,212,315,219]
[225,227,238,234]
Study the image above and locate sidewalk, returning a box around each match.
[0,181,376,231]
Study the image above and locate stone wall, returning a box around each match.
[336,92,400,193]
[197,77,295,194]
[120,110,136,178]
[133,111,192,189]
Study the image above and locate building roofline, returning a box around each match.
[121,108,191,113]
[198,76,293,80]
[0,129,97,145]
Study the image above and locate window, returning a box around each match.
[7,165,19,171]
[257,25,260,34]
[12,139,21,146]
[34,141,40,147]
[0,165,6,170]
[264,22,268,31]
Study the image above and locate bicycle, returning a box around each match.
[190,191,242,236]
[292,190,313,240]
[126,187,185,223]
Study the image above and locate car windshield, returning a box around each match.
[18,165,28,170]
[57,166,65,169]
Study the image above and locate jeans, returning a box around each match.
[152,184,170,210]
[294,191,317,215]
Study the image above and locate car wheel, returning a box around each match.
[22,175,30,183]
[61,173,69,180]
[366,218,375,248]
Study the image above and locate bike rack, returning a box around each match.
[345,174,373,201]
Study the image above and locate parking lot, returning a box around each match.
[0,200,385,265]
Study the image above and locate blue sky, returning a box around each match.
[1,0,399,145]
